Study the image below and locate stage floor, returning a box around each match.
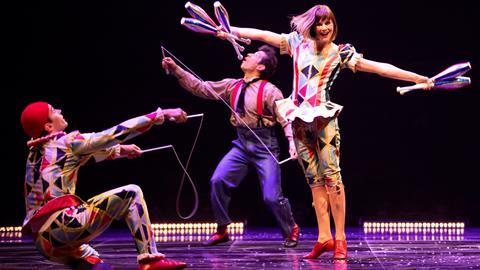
[1,227,479,269]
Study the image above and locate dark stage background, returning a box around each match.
[3,0,478,228]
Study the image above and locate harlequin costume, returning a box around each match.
[172,67,299,247]
[20,102,186,269]
[276,32,363,260]
[278,31,362,188]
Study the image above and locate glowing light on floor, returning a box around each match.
[362,221,465,241]
[363,222,465,229]
[0,226,22,232]
[151,222,244,242]
[0,223,245,243]
[0,227,23,243]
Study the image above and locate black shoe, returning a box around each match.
[202,232,230,246]
[284,223,299,248]
[69,256,113,270]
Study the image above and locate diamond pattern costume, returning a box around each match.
[23,108,165,264]
[279,32,362,186]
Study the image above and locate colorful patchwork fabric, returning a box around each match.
[23,108,165,231]
[293,118,342,187]
[277,31,362,123]
[35,185,157,263]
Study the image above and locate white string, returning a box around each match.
[161,45,291,165]
[141,143,200,220]
[162,46,203,81]
[176,113,204,219]
[141,113,204,219]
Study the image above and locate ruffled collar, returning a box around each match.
[27,131,67,148]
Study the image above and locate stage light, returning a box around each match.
[363,221,465,229]
[362,221,465,240]
[0,227,23,242]
[148,222,245,242]
[0,223,245,242]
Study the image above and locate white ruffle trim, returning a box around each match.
[275,98,343,123]
[347,52,363,73]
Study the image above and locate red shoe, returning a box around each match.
[333,240,347,260]
[303,239,335,259]
[139,258,187,270]
[284,223,299,248]
[202,232,229,246]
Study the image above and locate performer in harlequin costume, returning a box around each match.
[20,101,188,270]
[224,5,432,260]
[162,45,300,248]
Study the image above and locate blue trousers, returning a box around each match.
[210,127,296,238]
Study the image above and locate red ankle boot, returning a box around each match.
[333,239,347,260]
[303,239,335,259]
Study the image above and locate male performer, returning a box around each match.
[21,101,188,269]
[162,45,299,247]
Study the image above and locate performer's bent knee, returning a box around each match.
[121,184,144,197]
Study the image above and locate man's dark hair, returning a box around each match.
[258,45,278,80]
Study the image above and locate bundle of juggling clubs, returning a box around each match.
[181,1,251,60]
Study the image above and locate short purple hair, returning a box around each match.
[291,5,338,41]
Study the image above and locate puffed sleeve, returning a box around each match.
[339,43,363,72]
[280,32,302,56]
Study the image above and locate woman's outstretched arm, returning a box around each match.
[356,58,431,85]
[226,27,283,48]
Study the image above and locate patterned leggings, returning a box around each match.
[35,184,158,264]
[293,118,343,188]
